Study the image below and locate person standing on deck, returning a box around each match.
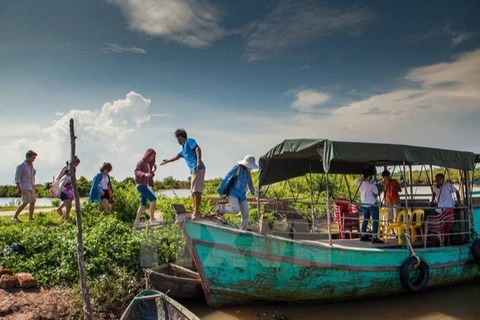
[161,129,205,220]
[11,150,38,222]
[380,170,402,222]
[357,171,382,244]
[429,173,461,245]
[216,155,258,230]
[430,173,461,212]
[134,148,161,228]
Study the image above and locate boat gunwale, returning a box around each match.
[146,264,202,284]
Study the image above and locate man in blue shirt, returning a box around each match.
[161,129,205,219]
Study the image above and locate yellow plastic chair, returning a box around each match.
[386,209,412,244]
[409,209,425,242]
[378,208,390,242]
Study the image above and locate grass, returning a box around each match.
[0,205,54,212]
[0,210,63,224]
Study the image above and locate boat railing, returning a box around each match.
[258,198,473,246]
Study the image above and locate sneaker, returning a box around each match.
[149,219,161,226]
[133,221,147,229]
[372,238,383,244]
[360,236,370,241]
[11,217,21,223]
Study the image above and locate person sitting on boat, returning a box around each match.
[89,162,114,212]
[216,155,258,231]
[133,148,161,228]
[357,171,382,243]
[380,170,402,222]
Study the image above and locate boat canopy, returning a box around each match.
[258,139,476,187]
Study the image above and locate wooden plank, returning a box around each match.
[169,263,201,279]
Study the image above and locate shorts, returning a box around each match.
[101,189,110,201]
[22,189,36,204]
[136,185,157,206]
[60,192,70,201]
[191,168,205,194]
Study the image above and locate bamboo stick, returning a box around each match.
[69,119,92,320]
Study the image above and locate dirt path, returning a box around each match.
[0,208,56,217]
[0,287,74,320]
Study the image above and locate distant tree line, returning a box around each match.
[0,175,221,198]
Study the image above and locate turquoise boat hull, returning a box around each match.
[183,219,480,308]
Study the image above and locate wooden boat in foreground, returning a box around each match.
[120,290,200,320]
[146,263,204,299]
[182,139,480,308]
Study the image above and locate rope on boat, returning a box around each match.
[403,232,421,268]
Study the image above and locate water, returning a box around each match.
[182,281,480,320]
[0,189,192,207]
[0,197,57,207]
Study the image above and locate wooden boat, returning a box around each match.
[182,139,480,308]
[120,289,200,320]
[146,263,204,299]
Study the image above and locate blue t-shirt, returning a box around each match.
[178,138,206,173]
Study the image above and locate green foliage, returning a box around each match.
[0,183,191,317]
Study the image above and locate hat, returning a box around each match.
[237,155,258,170]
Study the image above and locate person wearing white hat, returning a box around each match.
[216,155,258,230]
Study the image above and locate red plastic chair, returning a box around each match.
[423,209,455,247]
[334,199,360,239]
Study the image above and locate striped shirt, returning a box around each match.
[432,182,457,209]
[14,161,36,191]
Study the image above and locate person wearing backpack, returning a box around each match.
[216,155,258,230]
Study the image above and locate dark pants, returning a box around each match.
[361,205,379,237]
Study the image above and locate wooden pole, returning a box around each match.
[69,119,92,320]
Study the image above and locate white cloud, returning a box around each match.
[1,50,479,186]
[0,91,154,184]
[0,123,42,138]
[194,48,480,172]
[290,89,330,111]
[107,0,225,48]
[412,24,479,46]
[102,43,147,54]
[242,1,375,61]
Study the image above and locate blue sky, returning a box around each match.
[0,0,479,184]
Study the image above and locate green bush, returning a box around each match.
[0,185,188,317]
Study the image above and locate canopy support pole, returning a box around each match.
[326,173,332,246]
[402,161,410,238]
[408,165,414,207]
[308,162,315,228]
[465,169,472,241]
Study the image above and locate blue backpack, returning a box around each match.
[218,166,241,197]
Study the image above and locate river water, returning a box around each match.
[182,280,480,320]
[0,189,192,207]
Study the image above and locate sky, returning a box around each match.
[0,0,479,185]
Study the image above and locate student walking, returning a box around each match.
[89,162,114,212]
[12,150,38,222]
[134,148,161,228]
[216,155,258,230]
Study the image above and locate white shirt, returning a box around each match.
[59,174,71,192]
[99,174,109,190]
[432,182,457,210]
[356,180,378,207]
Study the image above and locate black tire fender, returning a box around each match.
[400,256,429,292]
[471,239,480,267]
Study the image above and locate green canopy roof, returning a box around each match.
[258,139,476,187]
